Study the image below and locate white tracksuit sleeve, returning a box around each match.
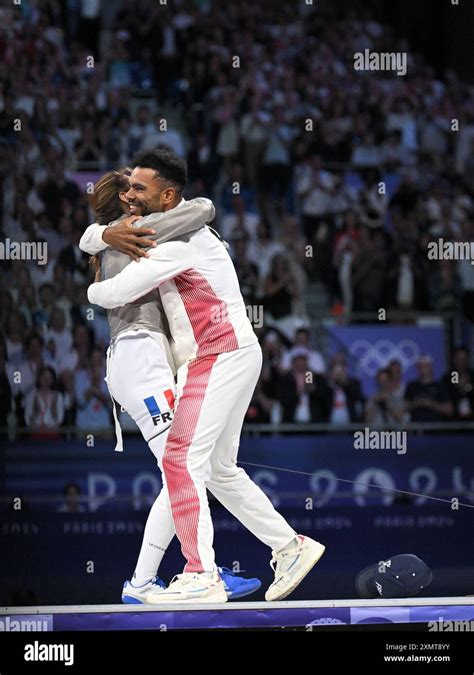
[138,198,215,245]
[79,223,109,254]
[87,240,196,309]
[79,199,214,255]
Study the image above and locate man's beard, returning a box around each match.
[128,200,146,215]
[129,200,161,216]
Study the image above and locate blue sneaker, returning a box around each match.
[218,567,261,600]
[122,577,167,604]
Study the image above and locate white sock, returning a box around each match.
[132,490,174,584]
[132,436,176,585]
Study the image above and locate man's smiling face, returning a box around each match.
[125,167,171,216]
[118,179,141,215]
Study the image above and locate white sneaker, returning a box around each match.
[265,535,326,601]
[144,572,228,604]
[122,577,166,604]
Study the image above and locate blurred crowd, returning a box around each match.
[244,335,474,426]
[1,0,473,435]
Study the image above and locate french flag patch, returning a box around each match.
[144,389,175,417]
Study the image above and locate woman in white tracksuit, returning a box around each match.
[80,169,221,602]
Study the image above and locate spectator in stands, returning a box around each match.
[429,260,461,314]
[263,253,302,322]
[130,105,155,149]
[45,307,73,359]
[277,351,315,423]
[280,328,326,375]
[19,283,39,329]
[332,213,361,314]
[4,311,26,367]
[10,265,32,306]
[214,87,240,173]
[442,347,474,421]
[278,214,312,280]
[24,366,65,435]
[57,224,89,281]
[388,359,406,398]
[405,356,454,422]
[40,165,80,227]
[220,163,258,224]
[57,482,86,514]
[449,370,474,421]
[245,375,274,425]
[7,334,45,411]
[74,120,102,166]
[386,245,430,312]
[36,211,63,260]
[296,154,337,241]
[230,230,260,308]
[74,348,111,433]
[187,132,219,195]
[276,350,334,424]
[33,283,56,332]
[351,227,386,313]
[240,97,270,185]
[141,111,186,158]
[351,132,382,168]
[259,106,295,224]
[260,330,286,378]
[366,368,406,427]
[326,353,365,425]
[72,323,94,360]
[447,347,474,382]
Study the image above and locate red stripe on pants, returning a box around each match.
[162,354,218,572]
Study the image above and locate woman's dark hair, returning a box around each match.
[89,168,131,225]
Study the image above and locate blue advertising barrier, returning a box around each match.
[3,434,473,509]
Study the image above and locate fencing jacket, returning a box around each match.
[80,198,215,451]
[80,198,215,348]
[87,225,258,370]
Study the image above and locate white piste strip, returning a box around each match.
[2,597,474,615]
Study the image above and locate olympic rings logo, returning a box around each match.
[348,339,421,376]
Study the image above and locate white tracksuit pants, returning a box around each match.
[106,331,177,580]
[108,333,296,577]
[161,341,296,573]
